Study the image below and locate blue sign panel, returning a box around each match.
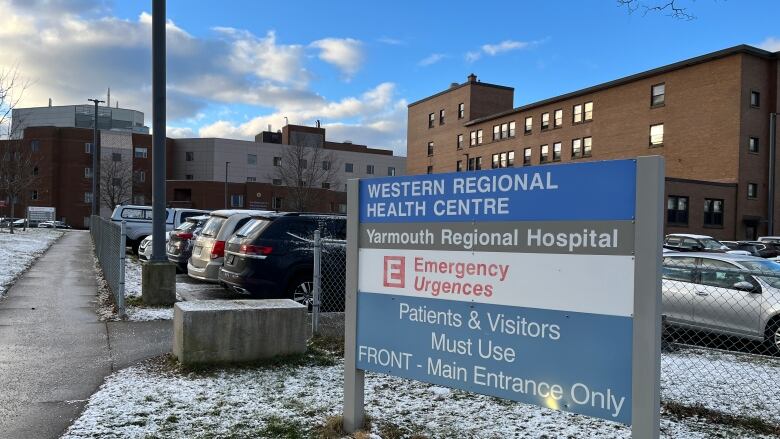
[359,160,636,223]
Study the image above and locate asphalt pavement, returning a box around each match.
[0,231,172,439]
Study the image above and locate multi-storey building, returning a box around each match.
[407,45,779,240]
[11,104,149,137]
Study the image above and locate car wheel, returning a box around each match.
[288,274,314,309]
[767,319,780,356]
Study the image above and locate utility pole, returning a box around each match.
[770,112,778,236]
[224,161,230,209]
[151,0,166,262]
[88,98,104,219]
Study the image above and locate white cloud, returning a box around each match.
[482,40,529,55]
[166,126,195,138]
[465,51,482,62]
[758,36,780,52]
[377,37,403,45]
[418,53,446,67]
[310,38,364,79]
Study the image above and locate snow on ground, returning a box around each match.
[0,228,62,297]
[63,347,777,439]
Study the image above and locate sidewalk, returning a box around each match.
[0,231,172,439]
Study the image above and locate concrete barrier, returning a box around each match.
[174,299,307,366]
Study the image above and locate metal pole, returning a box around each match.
[343,179,364,432]
[150,0,167,261]
[769,112,777,236]
[88,98,104,218]
[224,162,230,209]
[312,229,321,335]
[118,220,127,319]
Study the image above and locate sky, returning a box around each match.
[1,0,779,156]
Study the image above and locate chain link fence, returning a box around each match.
[312,230,346,334]
[90,215,127,318]
[661,254,780,423]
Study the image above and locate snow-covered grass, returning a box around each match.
[62,346,778,439]
[0,228,62,297]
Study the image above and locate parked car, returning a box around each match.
[663,234,735,253]
[110,205,208,254]
[37,220,71,229]
[723,241,780,259]
[721,241,762,257]
[758,236,780,245]
[187,210,273,282]
[663,252,780,354]
[218,213,347,309]
[166,215,210,272]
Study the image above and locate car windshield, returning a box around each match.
[200,217,226,237]
[174,221,193,231]
[700,238,726,250]
[234,219,272,239]
[740,260,780,288]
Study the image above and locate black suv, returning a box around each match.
[218,213,346,309]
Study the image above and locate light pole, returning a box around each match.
[87,98,104,218]
[224,161,230,209]
[769,112,778,236]
[150,0,167,262]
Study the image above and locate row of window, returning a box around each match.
[428,103,466,128]
[185,152,395,176]
[667,196,724,227]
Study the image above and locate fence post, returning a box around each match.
[312,229,321,336]
[117,220,127,319]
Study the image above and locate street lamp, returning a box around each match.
[225,161,230,209]
[87,98,104,219]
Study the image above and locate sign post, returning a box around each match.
[344,157,663,437]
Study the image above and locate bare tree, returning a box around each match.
[0,67,34,234]
[617,0,696,20]
[272,134,342,212]
[100,155,133,210]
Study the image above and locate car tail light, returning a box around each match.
[176,232,193,239]
[240,244,273,256]
[210,240,226,259]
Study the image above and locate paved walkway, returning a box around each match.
[0,231,172,439]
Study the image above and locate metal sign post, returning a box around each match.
[343,157,663,437]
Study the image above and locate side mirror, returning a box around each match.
[733,281,758,293]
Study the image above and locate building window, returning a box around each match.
[439,109,445,125]
[388,166,396,176]
[509,121,516,137]
[477,129,483,145]
[552,142,561,161]
[491,151,513,169]
[456,160,463,172]
[427,165,433,174]
[523,148,531,166]
[470,131,477,147]
[467,157,482,171]
[492,153,500,169]
[85,167,92,178]
[501,123,508,139]
[493,125,500,141]
[427,142,434,156]
[554,109,563,128]
[135,170,145,183]
[299,159,307,169]
[85,143,93,154]
[667,196,689,225]
[750,90,760,108]
[185,174,194,180]
[273,156,282,166]
[651,83,665,106]
[366,165,375,174]
[749,137,759,153]
[322,160,331,170]
[584,101,593,121]
[134,147,148,158]
[541,113,550,130]
[32,166,39,176]
[345,163,354,173]
[524,117,532,134]
[185,151,194,161]
[507,151,515,167]
[457,134,463,150]
[704,199,724,227]
[84,192,93,203]
[573,104,583,123]
[272,197,283,210]
[272,179,282,185]
[30,190,38,200]
[247,154,257,165]
[321,182,330,189]
[650,123,664,147]
[748,183,758,199]
[247,176,256,182]
[30,140,40,152]
[572,138,582,158]
[583,137,592,157]
[112,153,122,162]
[458,103,465,119]
[230,195,243,207]
[540,144,549,163]
[428,113,435,128]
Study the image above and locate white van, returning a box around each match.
[110,205,208,253]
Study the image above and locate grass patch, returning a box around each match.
[376,420,430,439]
[663,401,780,436]
[125,296,144,307]
[313,414,373,439]
[310,335,344,357]
[258,415,307,439]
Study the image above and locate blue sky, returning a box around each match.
[2,0,779,154]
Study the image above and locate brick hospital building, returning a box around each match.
[407,45,779,240]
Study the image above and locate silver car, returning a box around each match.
[663,252,780,354]
[187,210,272,282]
